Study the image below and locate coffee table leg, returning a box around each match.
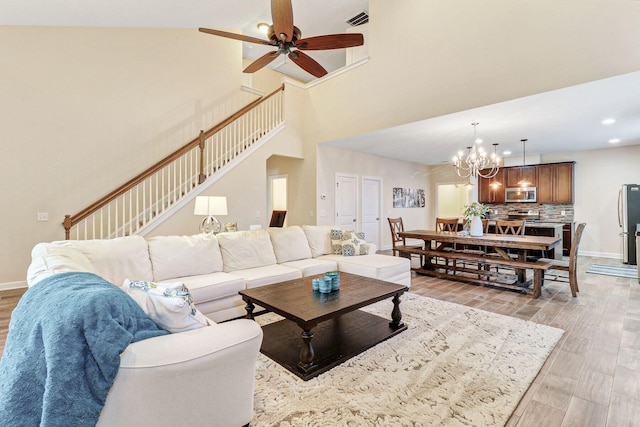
[244,300,255,320]
[390,293,405,329]
[297,328,316,373]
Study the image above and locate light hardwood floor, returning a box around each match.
[1,256,639,426]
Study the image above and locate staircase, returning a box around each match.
[63,85,285,240]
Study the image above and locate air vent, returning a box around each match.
[346,11,369,27]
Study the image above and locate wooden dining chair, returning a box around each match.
[435,217,460,232]
[387,217,424,265]
[434,218,460,270]
[495,220,525,235]
[492,220,526,267]
[540,223,586,297]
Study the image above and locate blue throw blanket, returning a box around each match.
[0,272,169,427]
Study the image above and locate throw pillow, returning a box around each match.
[121,279,210,333]
[341,231,368,256]
[330,229,344,254]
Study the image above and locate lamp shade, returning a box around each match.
[194,196,228,216]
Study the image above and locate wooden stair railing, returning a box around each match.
[63,84,285,240]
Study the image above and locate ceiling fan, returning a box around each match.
[198,0,364,78]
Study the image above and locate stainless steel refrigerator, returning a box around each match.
[618,184,640,265]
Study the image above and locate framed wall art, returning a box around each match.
[393,187,425,208]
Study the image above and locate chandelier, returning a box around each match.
[452,122,500,180]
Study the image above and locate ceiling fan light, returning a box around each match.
[257,22,270,34]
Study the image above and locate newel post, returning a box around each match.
[63,215,72,240]
[198,130,206,184]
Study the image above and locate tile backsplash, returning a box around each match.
[486,203,574,223]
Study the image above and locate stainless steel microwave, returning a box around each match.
[505,187,537,203]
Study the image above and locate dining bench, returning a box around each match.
[406,247,552,298]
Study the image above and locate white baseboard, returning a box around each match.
[579,251,621,260]
[0,280,27,291]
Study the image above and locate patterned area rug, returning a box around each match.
[252,293,563,426]
[587,263,638,279]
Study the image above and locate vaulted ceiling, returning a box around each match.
[3,0,639,165]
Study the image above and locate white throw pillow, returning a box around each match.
[121,279,210,333]
[148,234,224,281]
[268,226,312,263]
[53,235,153,285]
[341,231,369,256]
[216,230,277,272]
[27,243,95,287]
[302,225,334,258]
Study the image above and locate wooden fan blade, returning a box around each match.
[271,0,294,42]
[288,51,328,78]
[296,34,364,50]
[243,51,281,73]
[199,28,273,46]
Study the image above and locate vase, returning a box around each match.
[470,216,484,237]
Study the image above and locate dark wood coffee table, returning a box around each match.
[239,272,408,381]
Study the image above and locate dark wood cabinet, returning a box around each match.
[537,162,574,204]
[478,169,505,203]
[505,166,536,188]
[563,223,573,257]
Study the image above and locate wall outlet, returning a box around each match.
[561,210,566,216]
[37,212,49,221]
[494,210,498,215]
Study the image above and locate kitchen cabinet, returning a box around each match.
[524,223,563,260]
[563,223,573,257]
[537,162,574,204]
[478,169,505,203]
[505,166,537,188]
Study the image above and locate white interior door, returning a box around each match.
[335,173,358,231]
[361,176,381,247]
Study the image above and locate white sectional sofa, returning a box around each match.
[28,225,411,322]
[24,225,409,426]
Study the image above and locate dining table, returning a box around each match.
[398,229,562,296]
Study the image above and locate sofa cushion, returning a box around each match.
[319,254,411,287]
[268,226,312,263]
[121,280,210,333]
[52,235,153,285]
[157,272,246,304]
[227,264,302,289]
[280,258,338,277]
[302,225,334,258]
[27,243,95,287]
[148,234,223,281]
[217,230,277,272]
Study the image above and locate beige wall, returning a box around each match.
[0,26,253,283]
[317,146,431,250]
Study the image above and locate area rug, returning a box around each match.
[252,293,564,426]
[587,263,638,279]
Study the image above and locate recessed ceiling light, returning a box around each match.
[602,118,616,125]
[503,150,512,155]
[257,22,270,34]
[609,138,621,144]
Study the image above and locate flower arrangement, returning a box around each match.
[463,202,490,221]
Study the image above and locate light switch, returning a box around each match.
[561,211,566,216]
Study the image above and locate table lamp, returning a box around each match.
[194,196,227,234]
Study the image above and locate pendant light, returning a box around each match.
[517,139,531,187]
